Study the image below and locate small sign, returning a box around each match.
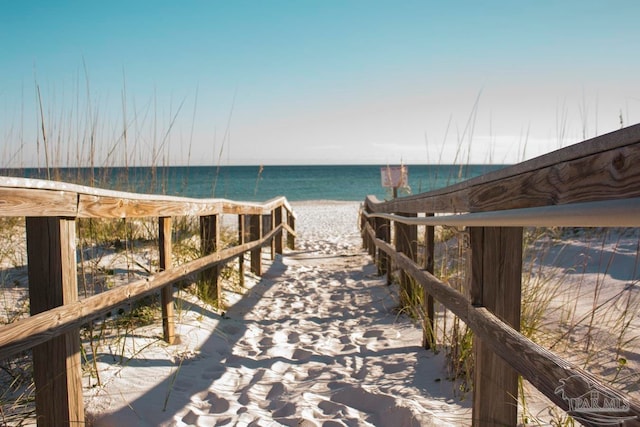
[380,165,408,188]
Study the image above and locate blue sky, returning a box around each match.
[1,1,639,167]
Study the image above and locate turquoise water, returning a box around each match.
[2,164,507,202]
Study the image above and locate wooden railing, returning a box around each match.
[0,177,296,426]
[361,124,640,427]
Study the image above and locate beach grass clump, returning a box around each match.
[517,226,640,424]
[520,227,573,342]
[0,352,35,427]
[0,205,242,423]
[395,223,474,396]
[0,218,28,326]
[433,226,474,395]
[76,213,243,393]
[397,221,640,419]
[0,217,32,425]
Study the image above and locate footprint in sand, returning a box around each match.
[380,361,408,374]
[318,400,350,417]
[330,293,345,301]
[306,366,326,380]
[352,364,368,380]
[362,329,384,339]
[292,347,313,361]
[266,382,285,400]
[348,356,368,380]
[259,336,273,347]
[271,401,296,418]
[205,391,230,413]
[328,382,420,425]
[181,410,199,425]
[288,331,300,343]
[341,343,357,352]
[238,391,250,406]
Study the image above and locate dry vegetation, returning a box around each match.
[0,212,244,426]
[394,224,640,425]
[0,194,638,425]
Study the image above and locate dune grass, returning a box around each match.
[0,74,242,424]
[2,74,639,425]
[388,222,640,425]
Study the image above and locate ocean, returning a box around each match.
[1,164,507,202]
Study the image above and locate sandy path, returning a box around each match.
[86,202,470,426]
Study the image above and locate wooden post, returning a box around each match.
[264,213,274,261]
[395,213,418,307]
[238,214,246,287]
[469,226,523,427]
[423,214,435,350]
[199,215,220,305]
[387,220,394,286]
[26,217,84,427]
[286,210,295,250]
[367,216,376,257]
[360,211,367,250]
[249,214,262,275]
[159,216,175,344]
[374,216,390,277]
[274,206,283,256]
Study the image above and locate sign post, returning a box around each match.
[380,165,408,198]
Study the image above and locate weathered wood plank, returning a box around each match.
[469,142,640,212]
[249,214,262,276]
[470,227,523,427]
[395,213,418,307]
[0,188,77,217]
[274,207,283,255]
[0,225,283,360]
[468,307,640,427]
[263,214,274,261]
[78,195,223,218]
[0,176,293,215]
[374,216,390,276]
[26,217,84,426]
[367,216,376,257]
[238,214,246,287]
[77,193,291,219]
[423,214,435,350]
[365,223,640,426]
[287,211,295,250]
[159,216,175,344]
[365,124,640,214]
[367,224,469,319]
[364,197,640,228]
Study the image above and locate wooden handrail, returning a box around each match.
[0,176,296,218]
[362,197,640,227]
[365,123,640,214]
[360,124,640,426]
[363,223,640,423]
[0,224,284,360]
[0,177,296,426]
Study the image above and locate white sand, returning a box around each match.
[81,204,640,426]
[84,201,471,426]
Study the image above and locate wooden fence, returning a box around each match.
[0,177,296,426]
[361,124,640,426]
